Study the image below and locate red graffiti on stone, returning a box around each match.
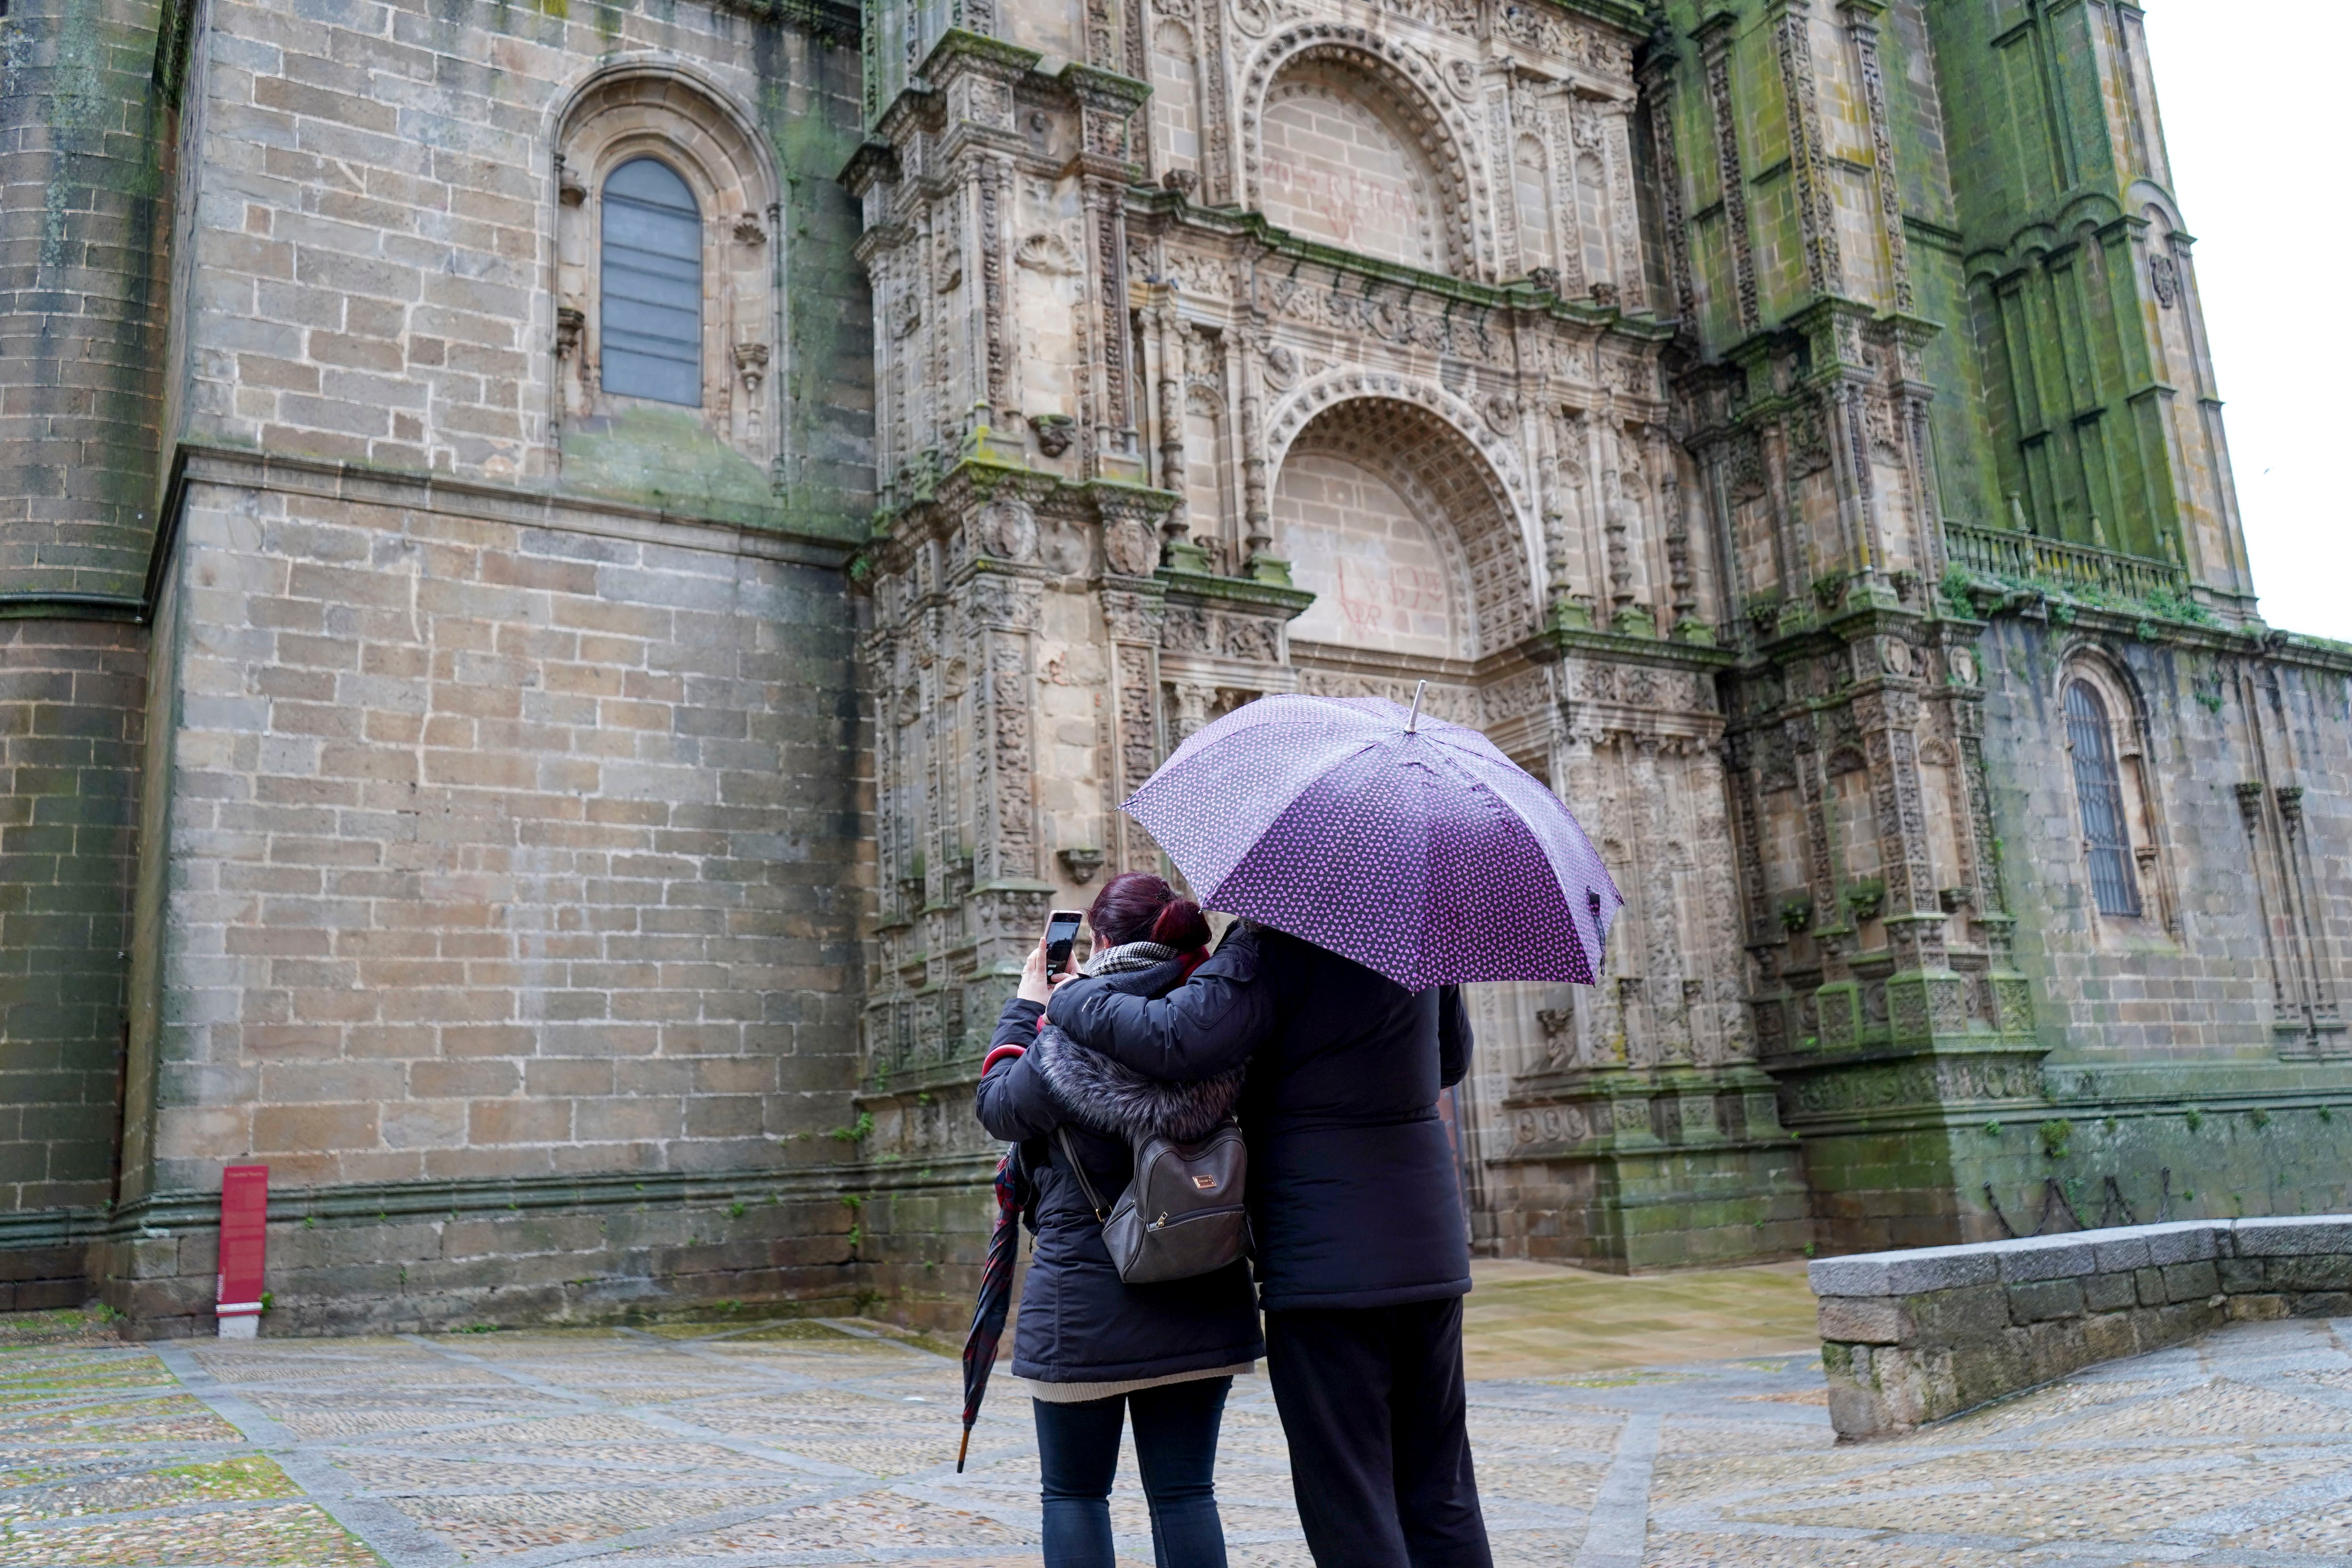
[1337,557,1448,640]
[1261,156,1421,254]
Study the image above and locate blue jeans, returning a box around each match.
[1032,1375,1232,1568]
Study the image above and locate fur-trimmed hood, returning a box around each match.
[1030,1021,1243,1145]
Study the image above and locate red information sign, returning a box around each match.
[217,1165,268,1333]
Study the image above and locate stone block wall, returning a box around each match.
[105,1178,863,1338]
[1812,1215,2352,1439]
[1475,1141,1813,1273]
[853,1168,1004,1333]
[0,621,146,1230]
[99,451,871,1332]
[1775,618,2352,1257]
[174,0,868,533]
[1982,620,2352,1069]
[0,0,175,601]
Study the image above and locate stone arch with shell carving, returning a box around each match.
[1240,27,1494,279]
[1268,370,1537,532]
[1270,390,1541,658]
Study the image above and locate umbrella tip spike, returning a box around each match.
[1406,680,1427,733]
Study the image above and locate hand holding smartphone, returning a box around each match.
[1019,910,1087,1006]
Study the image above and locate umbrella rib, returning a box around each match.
[1427,734,1621,908]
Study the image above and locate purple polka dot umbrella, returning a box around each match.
[1122,686,1622,991]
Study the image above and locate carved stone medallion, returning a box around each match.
[977,500,1037,563]
[1104,517,1160,577]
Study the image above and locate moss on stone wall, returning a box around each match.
[0,0,174,600]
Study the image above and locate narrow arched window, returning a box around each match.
[2065,681,2141,917]
[600,158,702,406]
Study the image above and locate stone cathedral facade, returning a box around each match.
[0,0,2344,1334]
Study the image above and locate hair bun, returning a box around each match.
[1150,896,1211,952]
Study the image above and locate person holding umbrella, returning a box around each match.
[1046,687,1622,1568]
[971,872,1263,1568]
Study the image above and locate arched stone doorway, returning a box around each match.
[1269,394,1561,1241]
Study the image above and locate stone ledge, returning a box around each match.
[1810,1215,2352,1439]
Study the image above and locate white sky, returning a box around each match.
[2139,4,2352,641]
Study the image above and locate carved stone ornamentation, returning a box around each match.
[1262,342,1300,392]
[977,499,1038,562]
[732,341,769,391]
[1103,516,1161,577]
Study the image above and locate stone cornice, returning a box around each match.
[1690,6,1741,48]
[838,138,900,194]
[710,0,860,43]
[1157,565,1316,619]
[153,445,857,623]
[1525,624,1737,672]
[1128,199,1677,342]
[860,453,1183,569]
[918,27,1044,84]
[1536,0,1650,36]
[1058,61,1152,113]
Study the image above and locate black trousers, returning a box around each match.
[1264,1296,1493,1568]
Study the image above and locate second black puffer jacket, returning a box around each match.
[974,961,1264,1386]
[1045,923,1474,1312]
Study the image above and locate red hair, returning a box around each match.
[1087,871,1211,955]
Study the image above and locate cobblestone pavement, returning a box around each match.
[0,1295,2349,1565]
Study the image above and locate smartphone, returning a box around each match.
[1043,909,1085,976]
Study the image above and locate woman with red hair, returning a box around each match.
[975,872,1261,1568]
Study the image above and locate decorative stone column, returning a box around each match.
[847,33,1164,1176]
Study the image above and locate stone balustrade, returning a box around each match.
[1809,1216,2352,1439]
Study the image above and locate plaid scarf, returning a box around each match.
[1079,940,1182,977]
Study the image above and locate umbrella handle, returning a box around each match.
[956,1425,972,1472]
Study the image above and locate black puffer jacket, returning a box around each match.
[975,962,1264,1386]
[1045,923,1473,1312]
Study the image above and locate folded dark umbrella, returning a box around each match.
[958,1145,1028,1471]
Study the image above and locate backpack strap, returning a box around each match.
[1054,1126,1112,1223]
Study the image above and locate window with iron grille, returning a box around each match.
[600,158,702,406]
[2065,680,2141,917]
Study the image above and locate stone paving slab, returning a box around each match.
[0,1291,2346,1562]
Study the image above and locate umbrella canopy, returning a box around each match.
[1122,689,1621,991]
[956,1146,1029,1471]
